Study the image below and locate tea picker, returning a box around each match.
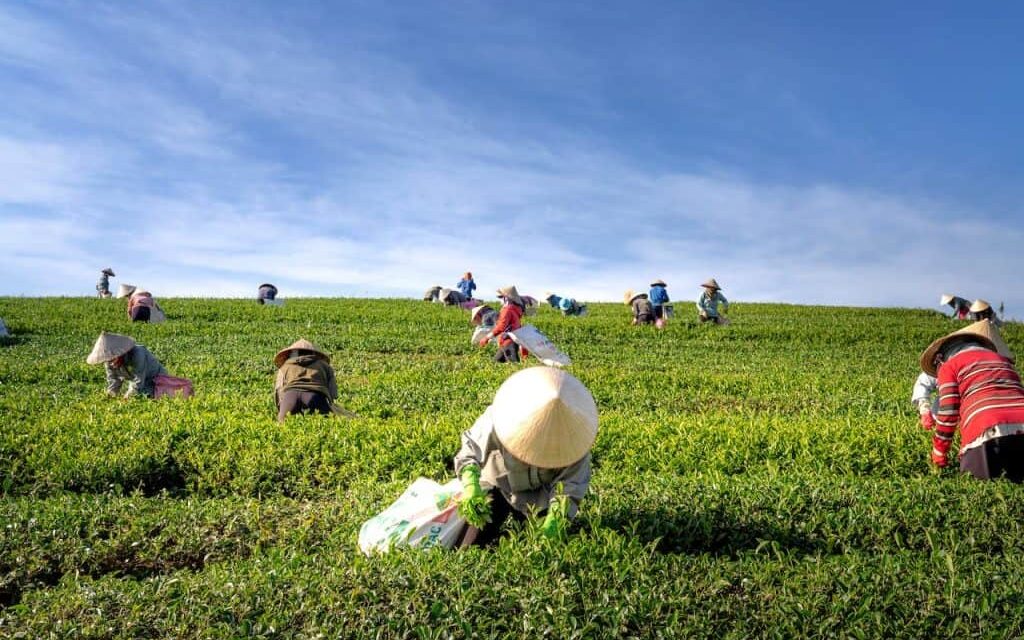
[454,367,598,546]
[920,320,1024,480]
[470,304,498,345]
[257,283,281,306]
[479,285,529,363]
[96,267,115,298]
[274,339,353,422]
[697,278,729,324]
[86,332,191,399]
[969,300,1002,327]
[544,292,588,317]
[625,290,655,325]
[939,293,970,320]
[456,271,477,300]
[648,279,671,326]
[910,371,938,430]
[126,289,166,323]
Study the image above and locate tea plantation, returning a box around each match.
[2,297,1023,638]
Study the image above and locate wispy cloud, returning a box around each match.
[0,3,1020,315]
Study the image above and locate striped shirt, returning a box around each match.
[933,348,1024,459]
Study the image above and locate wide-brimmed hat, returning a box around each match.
[701,278,721,290]
[86,332,136,365]
[491,367,598,469]
[102,267,116,277]
[497,285,524,306]
[970,299,991,314]
[117,283,137,298]
[133,290,152,298]
[919,320,1014,376]
[258,283,277,290]
[625,290,648,304]
[650,279,666,287]
[470,305,491,324]
[274,339,330,368]
[939,293,955,306]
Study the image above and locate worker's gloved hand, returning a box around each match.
[540,495,569,540]
[919,412,935,430]
[458,465,491,528]
[930,449,947,468]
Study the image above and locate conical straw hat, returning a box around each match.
[102,267,115,276]
[920,320,1014,376]
[701,278,721,290]
[623,290,635,305]
[970,299,991,313]
[496,285,524,306]
[86,332,136,365]
[117,283,137,298]
[274,338,330,368]
[650,279,666,287]
[470,305,490,324]
[939,293,955,306]
[491,367,598,469]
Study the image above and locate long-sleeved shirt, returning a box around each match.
[490,302,524,347]
[456,278,476,299]
[274,354,338,407]
[258,285,278,301]
[933,346,1024,460]
[911,372,938,415]
[96,274,110,294]
[697,290,729,318]
[454,406,591,518]
[105,345,168,397]
[649,285,670,305]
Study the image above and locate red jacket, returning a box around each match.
[490,303,524,350]
[934,348,1024,458]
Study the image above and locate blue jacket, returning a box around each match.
[649,285,669,305]
[457,278,476,299]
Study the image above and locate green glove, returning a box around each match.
[458,465,491,528]
[540,494,569,540]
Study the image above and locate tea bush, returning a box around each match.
[1,297,1022,637]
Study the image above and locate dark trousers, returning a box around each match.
[277,389,332,422]
[468,491,530,547]
[495,343,520,363]
[130,306,151,322]
[960,434,1024,482]
[653,304,665,319]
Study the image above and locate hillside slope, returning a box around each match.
[2,298,1023,637]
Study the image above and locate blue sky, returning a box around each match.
[1,1,1022,312]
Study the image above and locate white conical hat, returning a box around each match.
[702,278,721,290]
[939,293,955,306]
[274,338,330,368]
[117,283,137,298]
[970,299,991,313]
[920,319,1014,376]
[491,367,598,469]
[470,305,491,324]
[86,332,136,365]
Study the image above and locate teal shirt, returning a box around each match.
[697,290,729,317]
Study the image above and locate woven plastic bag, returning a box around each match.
[358,478,466,555]
[507,324,571,367]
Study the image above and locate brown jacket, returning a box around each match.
[274,354,338,406]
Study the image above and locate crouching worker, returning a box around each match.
[970,299,1002,327]
[911,371,938,430]
[126,290,164,323]
[470,304,498,344]
[274,339,339,422]
[545,292,587,317]
[480,286,529,363]
[257,283,279,305]
[454,367,598,545]
[625,290,655,325]
[87,332,168,398]
[920,320,1024,481]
